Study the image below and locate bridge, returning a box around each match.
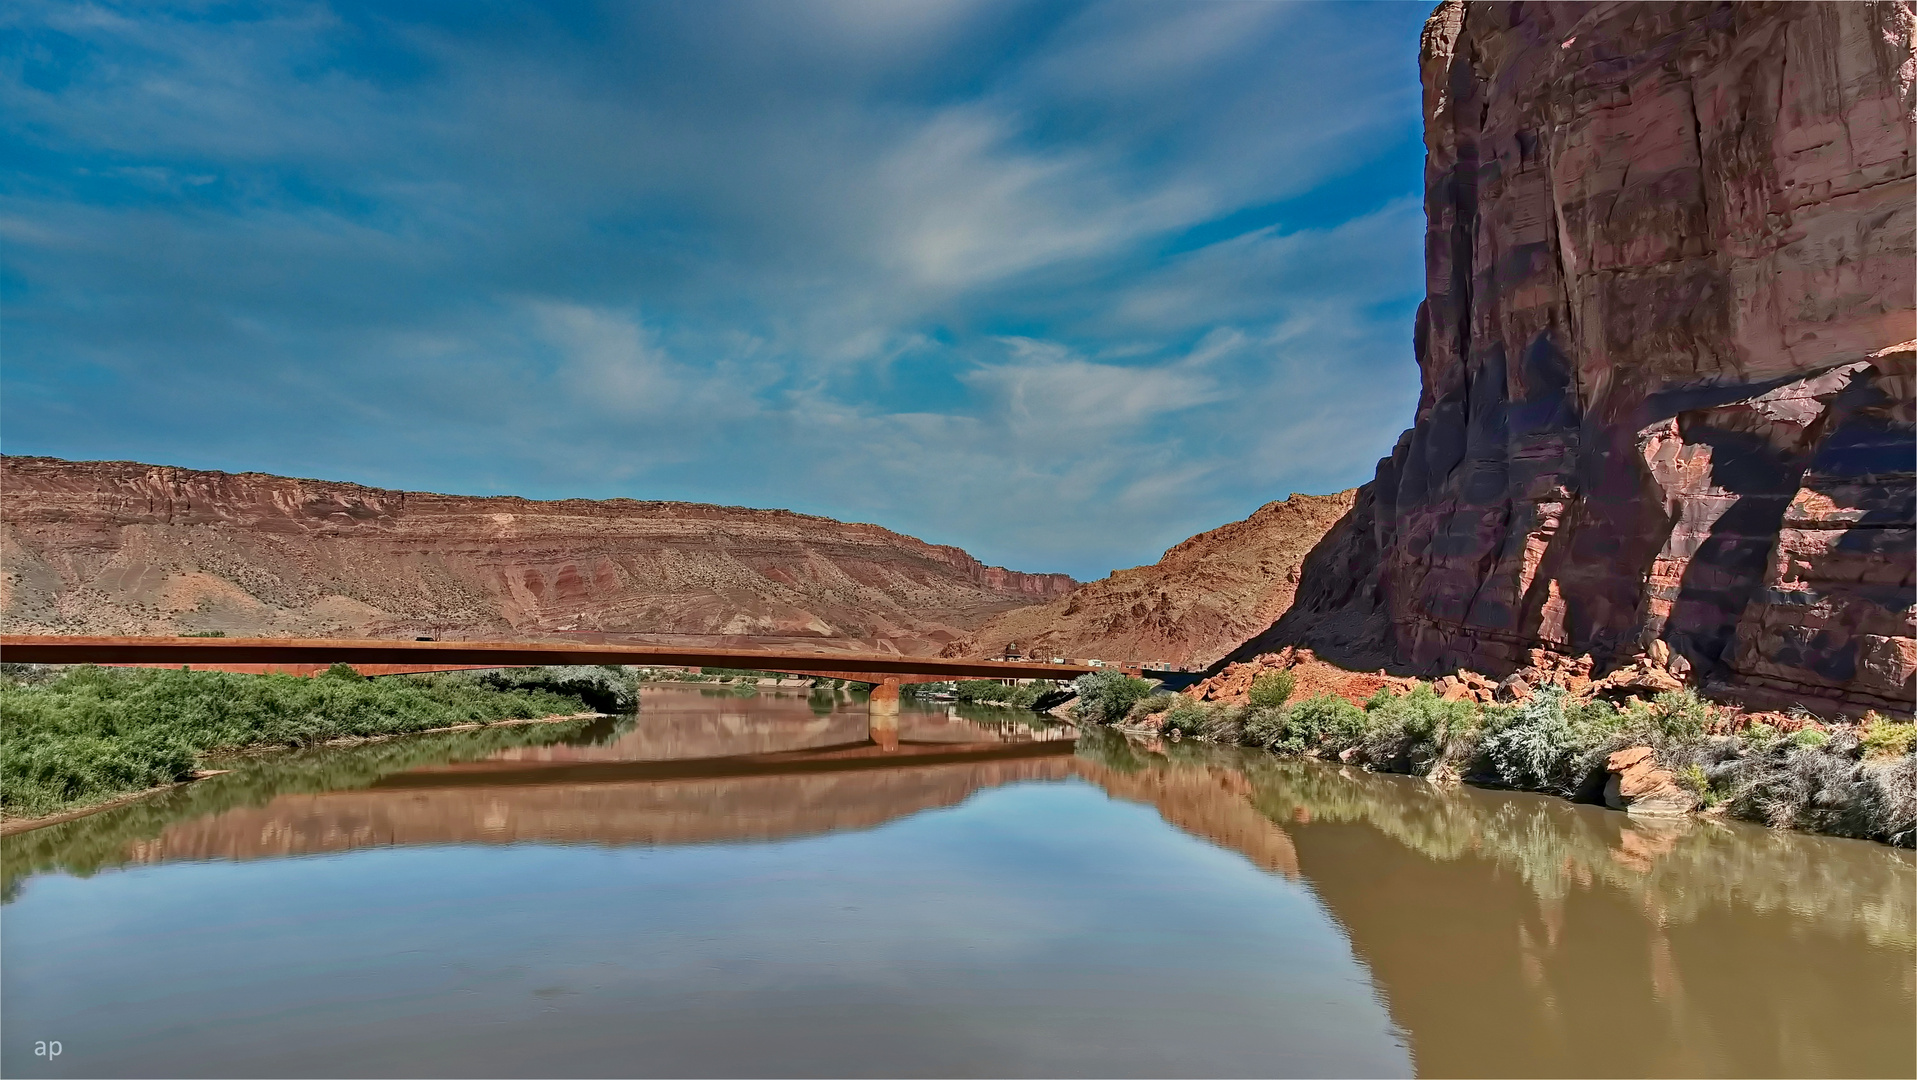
[0,635,1101,748]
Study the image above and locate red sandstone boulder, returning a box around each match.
[1604,746,1698,817]
[1592,658,1688,700]
[1496,675,1533,703]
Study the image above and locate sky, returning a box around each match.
[2,0,1432,582]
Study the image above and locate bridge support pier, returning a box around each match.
[868,677,901,751]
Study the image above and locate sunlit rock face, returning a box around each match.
[945,490,1357,668]
[0,457,1076,654]
[1263,2,1915,712]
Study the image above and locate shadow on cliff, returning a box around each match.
[1208,495,1418,677]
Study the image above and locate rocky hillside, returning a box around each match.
[0,457,1076,654]
[945,491,1355,667]
[1244,2,1915,714]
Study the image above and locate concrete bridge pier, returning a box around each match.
[867,676,901,751]
[795,669,919,752]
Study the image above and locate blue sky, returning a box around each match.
[2,0,1431,581]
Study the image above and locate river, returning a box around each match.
[4,685,1911,1077]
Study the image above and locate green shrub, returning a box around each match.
[701,667,781,680]
[1792,727,1830,750]
[1366,683,1477,743]
[1645,689,1712,740]
[1199,704,1246,744]
[1126,693,1178,723]
[1290,694,1368,752]
[1160,699,1212,737]
[1010,683,1049,709]
[1248,671,1296,710]
[1741,721,1781,752]
[1345,683,1479,770]
[955,679,1013,703]
[1072,670,1156,725]
[943,680,1041,708]
[0,666,595,818]
[1861,715,1917,759]
[1479,686,1591,791]
[1566,696,1625,735]
[1676,762,1728,808]
[1241,700,1334,755]
[472,666,639,713]
[1242,705,1287,750]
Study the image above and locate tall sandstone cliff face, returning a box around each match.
[1257,2,1916,713]
[0,457,1075,654]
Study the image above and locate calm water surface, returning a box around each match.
[4,685,1911,1077]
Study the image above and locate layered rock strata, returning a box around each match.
[0,457,1075,654]
[1252,2,1916,713]
[946,491,1355,667]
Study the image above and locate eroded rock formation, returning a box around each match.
[0,457,1075,654]
[1249,2,1916,714]
[946,491,1355,667]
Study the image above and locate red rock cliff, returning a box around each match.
[1248,2,1915,713]
[945,491,1356,667]
[0,457,1076,654]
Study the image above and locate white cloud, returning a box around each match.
[532,303,684,415]
[964,338,1226,442]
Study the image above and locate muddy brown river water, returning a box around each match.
[4,685,1912,1077]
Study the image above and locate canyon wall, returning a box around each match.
[1249,2,1916,713]
[0,457,1075,654]
[945,491,1355,667]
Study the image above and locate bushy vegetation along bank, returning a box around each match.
[634,667,856,691]
[1070,670,1917,846]
[0,665,632,820]
[905,679,1059,708]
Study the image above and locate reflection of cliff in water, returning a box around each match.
[482,691,1051,764]
[1073,731,1916,1079]
[129,757,1079,860]
[0,691,1076,891]
[9,690,1303,880]
[109,712,1307,872]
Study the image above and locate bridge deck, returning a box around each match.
[0,635,1096,681]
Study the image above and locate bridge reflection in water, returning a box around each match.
[87,688,1299,877]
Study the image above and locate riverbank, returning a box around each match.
[0,664,635,828]
[1071,668,1917,847]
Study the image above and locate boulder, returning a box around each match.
[1497,675,1533,703]
[1604,746,1698,817]
[1593,659,1688,699]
